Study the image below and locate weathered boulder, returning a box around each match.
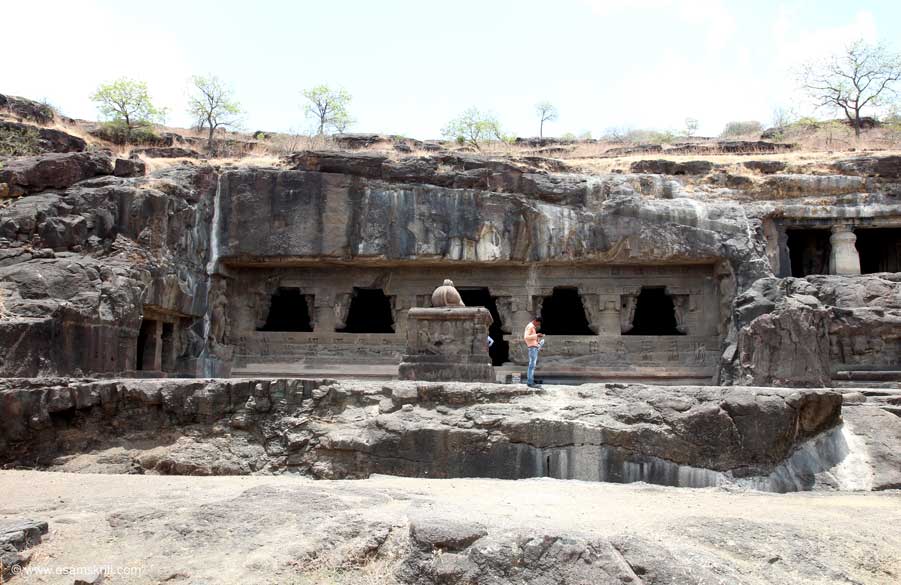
[0,121,86,153]
[333,133,390,149]
[743,160,786,174]
[130,146,202,159]
[0,151,114,197]
[0,518,48,582]
[113,157,146,177]
[833,155,901,178]
[736,296,832,387]
[629,159,715,175]
[0,93,55,123]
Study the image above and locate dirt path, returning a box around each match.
[3,471,900,584]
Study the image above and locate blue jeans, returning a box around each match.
[527,346,539,385]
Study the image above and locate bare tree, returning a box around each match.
[771,106,797,132]
[188,75,242,153]
[684,117,699,138]
[801,40,901,137]
[535,101,558,139]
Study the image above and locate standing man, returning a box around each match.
[523,316,544,388]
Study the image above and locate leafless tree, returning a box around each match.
[535,101,558,139]
[801,40,901,137]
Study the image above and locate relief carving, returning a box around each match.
[620,294,638,333]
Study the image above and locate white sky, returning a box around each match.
[3,0,893,139]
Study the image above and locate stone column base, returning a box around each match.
[398,357,494,382]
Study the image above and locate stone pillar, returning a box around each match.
[776,224,792,277]
[509,296,535,364]
[393,294,417,337]
[312,291,338,332]
[596,295,622,336]
[829,225,861,276]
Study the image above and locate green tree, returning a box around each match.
[91,78,163,142]
[188,75,242,153]
[535,101,558,138]
[441,108,504,150]
[721,120,763,137]
[801,39,901,137]
[302,85,352,135]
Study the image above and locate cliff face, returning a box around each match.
[0,152,217,376]
[1,147,900,383]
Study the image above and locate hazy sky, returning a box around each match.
[4,0,897,138]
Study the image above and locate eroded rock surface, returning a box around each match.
[1,378,870,492]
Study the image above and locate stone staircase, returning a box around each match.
[836,382,901,418]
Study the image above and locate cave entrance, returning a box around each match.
[856,228,901,274]
[338,288,395,333]
[539,287,595,335]
[786,229,831,276]
[136,318,160,371]
[458,287,509,366]
[626,287,684,336]
[258,288,313,332]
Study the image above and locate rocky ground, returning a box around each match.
[1,470,900,585]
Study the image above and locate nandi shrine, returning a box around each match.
[1,102,901,582]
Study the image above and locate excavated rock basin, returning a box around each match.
[0,377,864,492]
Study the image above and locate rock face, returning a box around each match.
[0,377,866,492]
[0,164,217,377]
[0,146,899,384]
[0,120,86,154]
[731,275,901,385]
[0,151,114,197]
[0,93,55,124]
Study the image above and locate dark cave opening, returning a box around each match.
[338,288,395,333]
[258,288,314,332]
[539,288,595,336]
[626,287,684,336]
[856,228,901,274]
[136,319,156,370]
[458,287,510,366]
[786,229,831,277]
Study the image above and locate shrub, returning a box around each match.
[0,125,41,156]
[95,120,160,145]
[720,120,763,137]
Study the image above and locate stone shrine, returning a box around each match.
[398,280,494,382]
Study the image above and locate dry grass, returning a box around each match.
[292,556,400,585]
[0,286,6,320]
